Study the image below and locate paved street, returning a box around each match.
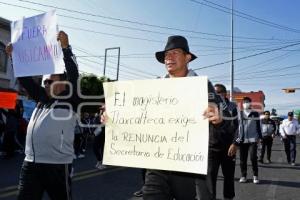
[217,137,300,200]
[0,137,299,200]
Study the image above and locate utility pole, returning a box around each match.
[230,0,234,101]
[103,47,121,81]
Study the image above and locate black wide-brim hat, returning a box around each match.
[155,35,197,63]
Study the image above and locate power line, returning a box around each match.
[77,55,154,59]
[203,0,300,34]
[2,0,300,81]
[240,71,300,81]
[234,50,299,75]
[210,49,298,79]
[212,63,300,81]
[190,0,300,34]
[61,24,300,50]
[196,48,286,57]
[73,46,159,77]
[193,41,300,71]
[76,49,267,58]
[193,40,299,49]
[75,48,158,78]
[213,71,300,83]
[76,51,151,80]
[241,64,300,76]
[78,60,128,80]
[78,56,153,79]
[14,0,299,41]
[76,53,154,58]
[62,25,300,49]
[2,1,299,46]
[61,25,162,43]
[73,46,157,78]
[0,1,162,43]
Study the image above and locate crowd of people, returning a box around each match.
[0,106,105,167]
[1,32,299,200]
[0,101,27,159]
[73,111,106,170]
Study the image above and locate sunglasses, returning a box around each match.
[43,79,54,85]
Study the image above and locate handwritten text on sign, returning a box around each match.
[103,77,209,174]
[11,10,64,77]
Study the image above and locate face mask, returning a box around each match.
[243,102,251,110]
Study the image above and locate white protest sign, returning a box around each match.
[11,10,64,77]
[103,76,209,174]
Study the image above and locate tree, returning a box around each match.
[79,74,110,113]
[295,109,300,122]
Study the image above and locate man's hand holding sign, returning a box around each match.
[102,76,214,175]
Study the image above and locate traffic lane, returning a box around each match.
[0,167,143,200]
[216,137,300,200]
[0,153,24,189]
[72,167,143,200]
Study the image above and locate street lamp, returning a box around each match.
[282,88,300,93]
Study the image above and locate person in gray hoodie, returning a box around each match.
[6,31,79,200]
[238,97,262,184]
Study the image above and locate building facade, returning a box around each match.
[233,90,265,113]
[0,17,16,89]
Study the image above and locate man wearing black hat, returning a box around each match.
[142,36,234,200]
[280,112,299,166]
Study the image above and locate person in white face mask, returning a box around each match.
[237,97,262,184]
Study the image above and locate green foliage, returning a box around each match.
[295,109,300,122]
[79,74,109,113]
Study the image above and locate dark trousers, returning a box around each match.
[239,142,258,177]
[93,132,105,162]
[18,161,72,200]
[137,168,146,191]
[143,170,196,200]
[283,135,296,163]
[196,148,236,200]
[260,136,273,161]
[74,134,84,156]
[2,131,16,157]
[81,131,89,151]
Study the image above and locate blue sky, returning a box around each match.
[0,0,300,115]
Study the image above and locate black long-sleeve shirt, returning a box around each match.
[17,46,80,164]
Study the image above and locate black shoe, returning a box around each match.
[133,190,143,197]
